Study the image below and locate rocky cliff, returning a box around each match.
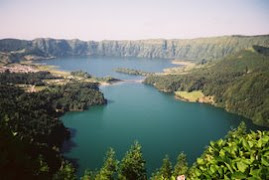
[0,35,268,63]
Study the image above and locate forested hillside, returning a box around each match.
[144,47,269,127]
[0,72,106,179]
[0,35,268,64]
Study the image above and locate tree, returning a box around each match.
[0,121,39,180]
[95,148,118,180]
[81,169,96,180]
[151,155,172,180]
[118,141,147,180]
[160,155,173,179]
[173,153,188,177]
[226,121,247,139]
[52,162,77,180]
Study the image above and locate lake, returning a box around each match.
[39,56,262,176]
[38,56,176,80]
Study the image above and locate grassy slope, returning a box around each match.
[175,90,204,102]
[144,47,269,127]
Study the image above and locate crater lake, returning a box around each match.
[38,56,262,176]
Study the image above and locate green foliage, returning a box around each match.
[37,155,50,174]
[52,161,77,180]
[0,74,106,179]
[71,70,92,78]
[173,153,188,177]
[118,141,147,180]
[95,76,121,83]
[226,121,247,139]
[81,169,98,180]
[160,155,173,179]
[0,121,42,180]
[151,153,188,180]
[115,67,154,76]
[188,126,269,179]
[144,48,269,127]
[0,84,68,147]
[0,71,56,85]
[151,155,173,180]
[95,148,118,180]
[46,82,106,112]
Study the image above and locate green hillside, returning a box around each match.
[144,47,269,127]
[0,72,106,179]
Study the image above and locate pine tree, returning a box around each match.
[52,161,77,180]
[160,155,173,179]
[173,152,188,177]
[95,148,118,180]
[151,155,172,180]
[81,169,96,180]
[118,141,147,180]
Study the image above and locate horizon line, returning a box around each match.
[1,33,269,42]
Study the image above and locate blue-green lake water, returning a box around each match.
[39,57,263,176]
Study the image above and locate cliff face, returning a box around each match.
[89,36,269,60]
[0,35,269,62]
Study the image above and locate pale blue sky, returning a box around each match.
[0,0,268,40]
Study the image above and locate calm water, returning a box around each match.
[39,56,175,80]
[40,57,262,176]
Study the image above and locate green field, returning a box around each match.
[175,90,204,102]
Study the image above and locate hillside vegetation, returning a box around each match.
[0,71,106,179]
[174,90,204,102]
[115,67,154,76]
[188,123,269,179]
[144,47,269,127]
[0,35,269,64]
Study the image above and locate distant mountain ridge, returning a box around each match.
[0,35,269,63]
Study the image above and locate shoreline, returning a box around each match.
[32,62,124,87]
[163,60,196,75]
[174,92,215,105]
[171,60,195,66]
[1,61,147,89]
[32,62,146,88]
[99,78,144,87]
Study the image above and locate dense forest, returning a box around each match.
[0,71,106,179]
[45,82,106,112]
[0,71,57,85]
[144,46,269,127]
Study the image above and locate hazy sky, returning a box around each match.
[0,0,268,41]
